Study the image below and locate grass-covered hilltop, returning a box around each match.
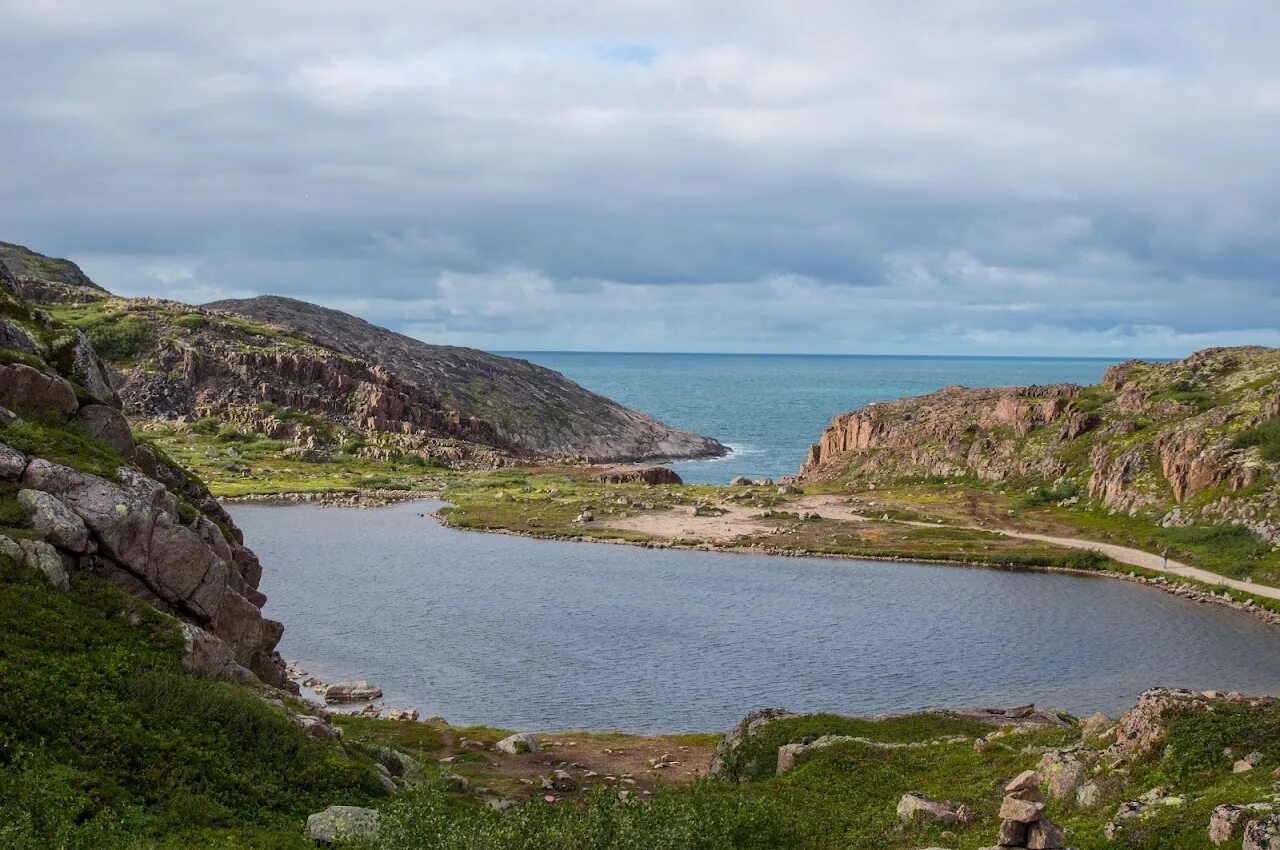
[6,237,1280,848]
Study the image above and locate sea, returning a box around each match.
[502,353,1117,483]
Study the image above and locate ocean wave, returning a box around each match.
[683,443,760,464]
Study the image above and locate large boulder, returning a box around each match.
[0,362,78,416]
[896,792,971,824]
[74,403,136,457]
[68,331,118,406]
[305,806,380,845]
[323,681,383,703]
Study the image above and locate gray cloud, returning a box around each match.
[1,0,1277,355]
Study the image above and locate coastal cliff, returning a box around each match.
[799,346,1280,544]
[1,240,726,467]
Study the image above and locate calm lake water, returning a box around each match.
[236,500,1280,733]
[504,353,1116,483]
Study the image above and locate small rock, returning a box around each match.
[496,733,540,755]
[306,805,380,845]
[323,681,383,703]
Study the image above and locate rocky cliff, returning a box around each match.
[204,295,725,462]
[4,242,725,465]
[799,347,1280,542]
[0,258,289,687]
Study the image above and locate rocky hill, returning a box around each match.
[0,256,288,687]
[205,295,724,462]
[798,346,1280,544]
[3,241,725,466]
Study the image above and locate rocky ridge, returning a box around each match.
[799,347,1280,542]
[6,241,725,467]
[0,258,288,687]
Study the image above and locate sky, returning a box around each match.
[1,1,1278,357]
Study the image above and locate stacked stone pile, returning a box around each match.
[982,770,1072,850]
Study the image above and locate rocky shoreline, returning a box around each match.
[221,489,441,509]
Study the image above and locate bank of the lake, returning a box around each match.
[235,500,1280,734]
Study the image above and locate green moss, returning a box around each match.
[0,413,128,480]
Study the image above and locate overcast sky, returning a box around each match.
[2,1,1277,356]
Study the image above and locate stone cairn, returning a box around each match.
[985,770,1069,850]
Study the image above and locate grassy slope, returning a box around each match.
[0,554,387,849]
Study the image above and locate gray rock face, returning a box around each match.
[18,488,92,552]
[19,538,68,590]
[305,805,380,845]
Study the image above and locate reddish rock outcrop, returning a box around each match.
[0,270,290,688]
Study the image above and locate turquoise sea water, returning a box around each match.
[505,353,1117,483]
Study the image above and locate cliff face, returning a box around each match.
[799,347,1280,541]
[0,260,289,687]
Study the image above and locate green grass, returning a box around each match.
[1234,419,1280,462]
[0,412,128,480]
[0,554,388,849]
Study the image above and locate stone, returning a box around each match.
[387,708,418,721]
[0,362,78,417]
[1244,813,1280,850]
[593,467,683,486]
[576,511,594,523]
[1211,804,1275,845]
[296,715,341,741]
[496,733,540,755]
[1005,769,1042,793]
[777,485,802,495]
[180,622,238,676]
[68,331,118,406]
[75,404,136,457]
[1235,759,1257,773]
[1026,817,1066,848]
[776,735,860,775]
[896,793,966,824]
[19,538,68,590]
[1039,748,1088,800]
[998,818,1028,845]
[1080,711,1113,740]
[306,805,380,845]
[0,442,27,480]
[999,793,1045,823]
[730,476,752,486]
[321,680,382,703]
[18,488,92,552]
[1075,781,1103,808]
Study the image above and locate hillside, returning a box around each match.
[205,294,724,462]
[4,241,725,471]
[799,347,1280,549]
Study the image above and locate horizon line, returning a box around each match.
[494,349,1166,361]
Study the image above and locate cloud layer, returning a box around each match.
[2,1,1277,355]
